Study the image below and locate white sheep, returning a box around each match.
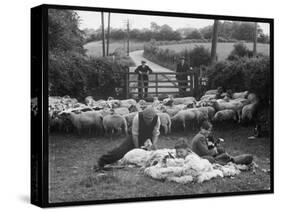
[114,107,130,116]
[103,113,128,136]
[161,106,181,117]
[171,109,197,131]
[204,89,218,95]
[164,96,196,106]
[213,109,237,122]
[61,110,103,135]
[197,106,216,120]
[211,98,250,122]
[232,91,249,99]
[247,93,259,104]
[123,112,138,130]
[241,102,258,122]
[85,96,95,106]
[157,112,172,134]
[120,99,137,108]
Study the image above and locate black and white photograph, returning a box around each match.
[34,4,273,206]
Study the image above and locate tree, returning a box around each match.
[185,29,203,39]
[232,22,262,41]
[200,25,213,39]
[48,9,85,54]
[150,22,160,32]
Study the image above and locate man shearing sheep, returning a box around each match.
[94,106,160,171]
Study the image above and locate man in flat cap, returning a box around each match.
[94,106,160,171]
[134,60,153,99]
[176,56,192,96]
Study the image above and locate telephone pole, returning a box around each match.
[101,11,105,57]
[211,19,219,64]
[106,12,111,56]
[126,20,130,56]
[253,22,257,56]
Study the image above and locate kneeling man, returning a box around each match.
[94,106,161,170]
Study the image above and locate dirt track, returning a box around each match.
[129,50,179,96]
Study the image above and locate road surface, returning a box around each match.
[129,50,179,97]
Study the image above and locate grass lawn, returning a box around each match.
[159,42,270,61]
[48,124,271,203]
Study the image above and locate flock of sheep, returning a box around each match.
[48,89,259,136]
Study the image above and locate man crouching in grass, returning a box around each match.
[191,120,253,165]
[94,106,161,171]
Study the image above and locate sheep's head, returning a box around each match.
[128,104,138,113]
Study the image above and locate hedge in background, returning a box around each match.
[143,41,211,70]
[206,56,270,104]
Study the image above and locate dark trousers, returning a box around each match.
[177,77,187,96]
[98,135,135,167]
[138,75,149,98]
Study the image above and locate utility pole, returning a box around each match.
[101,11,105,57]
[211,19,219,65]
[106,12,111,56]
[253,22,257,56]
[126,20,130,56]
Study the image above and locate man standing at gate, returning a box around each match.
[134,60,153,99]
[176,56,191,96]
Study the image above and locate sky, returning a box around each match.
[76,10,270,35]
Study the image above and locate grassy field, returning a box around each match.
[49,124,271,203]
[84,40,146,57]
[159,42,270,61]
[84,40,269,61]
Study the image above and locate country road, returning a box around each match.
[129,50,180,96]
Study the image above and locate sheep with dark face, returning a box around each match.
[60,110,103,135]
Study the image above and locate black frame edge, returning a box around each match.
[30,3,274,208]
[31,5,44,207]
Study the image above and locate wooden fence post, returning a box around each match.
[125,67,129,99]
[155,73,158,97]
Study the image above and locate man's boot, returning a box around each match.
[232,154,253,165]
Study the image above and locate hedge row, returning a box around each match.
[143,41,211,70]
[49,50,129,101]
[206,56,271,104]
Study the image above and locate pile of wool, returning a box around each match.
[144,153,224,183]
[119,148,251,184]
